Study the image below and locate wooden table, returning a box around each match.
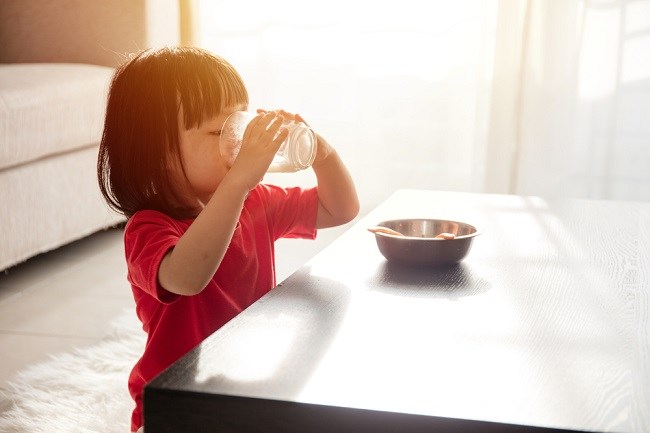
[145,190,650,432]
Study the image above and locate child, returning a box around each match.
[97,46,359,432]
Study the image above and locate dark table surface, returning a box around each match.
[145,190,650,432]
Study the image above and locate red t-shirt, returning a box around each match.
[125,184,318,432]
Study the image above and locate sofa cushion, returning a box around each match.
[0,63,114,170]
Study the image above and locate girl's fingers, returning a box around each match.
[272,127,290,146]
[243,112,285,146]
[278,109,299,122]
[256,108,303,123]
[242,113,266,142]
[264,113,284,139]
[295,113,308,125]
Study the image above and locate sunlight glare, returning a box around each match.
[194,313,300,383]
[197,0,480,81]
[577,6,620,99]
[621,35,650,84]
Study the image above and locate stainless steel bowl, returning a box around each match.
[372,219,480,267]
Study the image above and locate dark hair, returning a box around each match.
[97,46,249,219]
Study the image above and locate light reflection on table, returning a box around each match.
[146,189,650,433]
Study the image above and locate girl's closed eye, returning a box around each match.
[210,130,222,136]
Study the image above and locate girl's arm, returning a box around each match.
[257,109,359,229]
[157,175,249,296]
[309,131,360,229]
[158,113,287,296]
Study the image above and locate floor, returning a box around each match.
[0,218,353,409]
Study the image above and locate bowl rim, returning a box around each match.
[375,218,482,240]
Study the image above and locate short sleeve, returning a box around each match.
[257,185,318,240]
[124,210,184,304]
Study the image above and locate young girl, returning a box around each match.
[97,46,359,432]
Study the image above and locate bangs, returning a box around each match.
[176,50,249,129]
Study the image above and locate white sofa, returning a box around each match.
[0,0,181,271]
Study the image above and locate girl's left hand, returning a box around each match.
[256,108,334,166]
[256,108,300,123]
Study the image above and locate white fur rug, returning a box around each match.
[0,309,144,433]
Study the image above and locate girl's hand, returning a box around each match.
[256,108,334,167]
[256,108,300,122]
[229,111,288,189]
[256,108,358,230]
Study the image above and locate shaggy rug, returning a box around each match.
[0,309,144,433]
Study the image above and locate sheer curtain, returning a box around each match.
[509,0,650,201]
[194,0,650,211]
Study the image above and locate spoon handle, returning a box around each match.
[367,226,405,236]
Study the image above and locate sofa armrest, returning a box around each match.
[0,0,180,67]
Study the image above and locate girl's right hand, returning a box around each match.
[229,112,288,189]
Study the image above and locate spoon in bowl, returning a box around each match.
[367,226,405,236]
[368,226,457,239]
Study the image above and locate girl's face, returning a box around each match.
[175,104,247,209]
